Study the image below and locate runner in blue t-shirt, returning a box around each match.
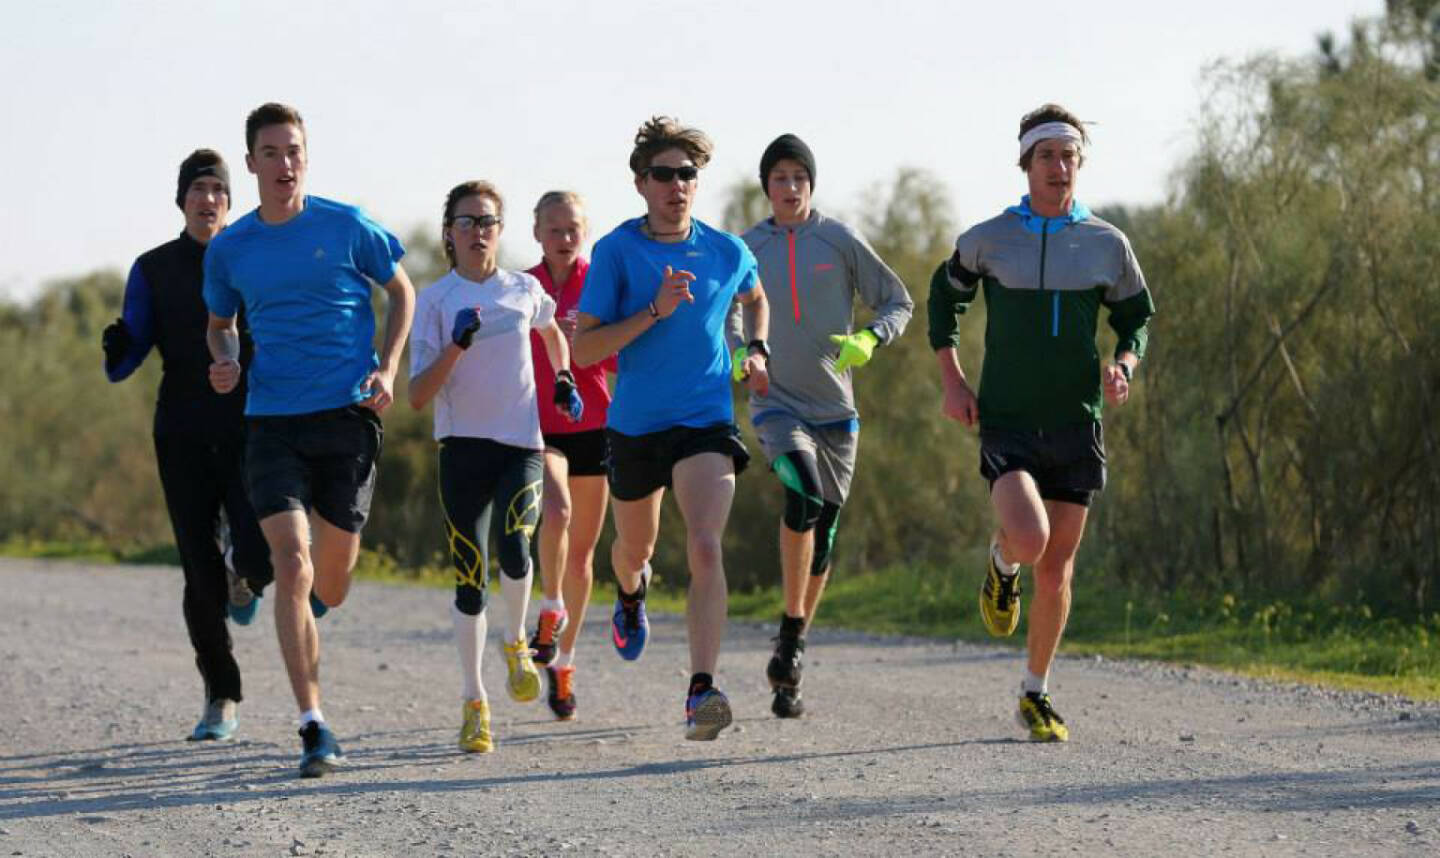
[203,103,416,778]
[574,115,771,742]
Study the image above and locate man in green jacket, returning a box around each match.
[930,103,1155,742]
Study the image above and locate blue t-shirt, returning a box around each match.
[204,196,404,416]
[578,217,757,435]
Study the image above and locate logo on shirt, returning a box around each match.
[314,248,327,260]
[814,263,836,272]
[685,251,703,258]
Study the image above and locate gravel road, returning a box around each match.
[1,558,1438,857]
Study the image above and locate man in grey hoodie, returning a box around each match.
[734,134,913,718]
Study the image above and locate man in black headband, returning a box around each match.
[104,148,272,742]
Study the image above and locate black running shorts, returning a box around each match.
[978,420,1106,507]
[245,405,383,532]
[543,428,607,477]
[605,423,749,502]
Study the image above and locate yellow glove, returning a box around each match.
[731,346,749,382]
[830,329,879,372]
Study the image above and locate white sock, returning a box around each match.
[553,648,575,669]
[991,539,1019,577]
[499,564,533,643]
[538,596,565,616]
[451,602,488,701]
[1021,670,1048,696]
[298,708,325,727]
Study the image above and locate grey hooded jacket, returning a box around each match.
[730,210,913,425]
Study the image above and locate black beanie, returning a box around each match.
[759,133,816,192]
[176,149,231,210]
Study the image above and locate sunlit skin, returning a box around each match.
[182,176,228,244]
[246,123,307,224]
[766,158,812,227]
[634,147,696,235]
[532,199,605,651]
[534,201,587,339]
[204,108,418,726]
[1025,137,1081,219]
[409,193,573,420]
[447,194,503,283]
[570,134,772,689]
[935,125,1141,695]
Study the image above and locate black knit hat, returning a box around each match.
[176,149,230,210]
[759,133,816,192]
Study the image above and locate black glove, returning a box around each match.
[102,318,132,369]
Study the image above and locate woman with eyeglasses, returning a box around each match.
[408,180,584,753]
[523,190,616,721]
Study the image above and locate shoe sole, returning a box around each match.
[187,727,237,741]
[228,601,260,626]
[611,627,647,660]
[771,693,805,719]
[1015,710,1068,742]
[685,695,733,741]
[299,755,341,777]
[507,678,541,703]
[978,589,1020,637]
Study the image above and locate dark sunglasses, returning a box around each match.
[645,165,699,182]
[450,214,502,230]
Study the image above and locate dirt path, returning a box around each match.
[1,558,1437,857]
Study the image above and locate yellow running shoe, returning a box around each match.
[1017,691,1069,742]
[459,699,493,753]
[979,538,1022,637]
[502,638,541,702]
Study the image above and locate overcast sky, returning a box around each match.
[0,0,1379,300]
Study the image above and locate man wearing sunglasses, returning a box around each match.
[103,149,273,743]
[574,115,770,741]
[204,102,416,777]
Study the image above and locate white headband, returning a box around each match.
[1019,121,1083,158]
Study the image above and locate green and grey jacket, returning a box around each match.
[733,210,913,425]
[927,198,1155,431]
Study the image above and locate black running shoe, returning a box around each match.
[298,721,343,778]
[529,608,568,667]
[765,634,805,689]
[546,664,577,721]
[771,686,805,718]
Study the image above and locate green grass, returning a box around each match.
[0,537,180,565]
[726,563,1440,701]
[8,540,1438,700]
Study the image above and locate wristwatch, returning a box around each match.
[1116,361,1133,382]
[747,339,771,362]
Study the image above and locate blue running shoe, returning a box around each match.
[298,721,343,778]
[685,687,733,741]
[309,592,329,620]
[224,550,261,626]
[610,596,648,660]
[187,699,237,741]
[610,566,651,661]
